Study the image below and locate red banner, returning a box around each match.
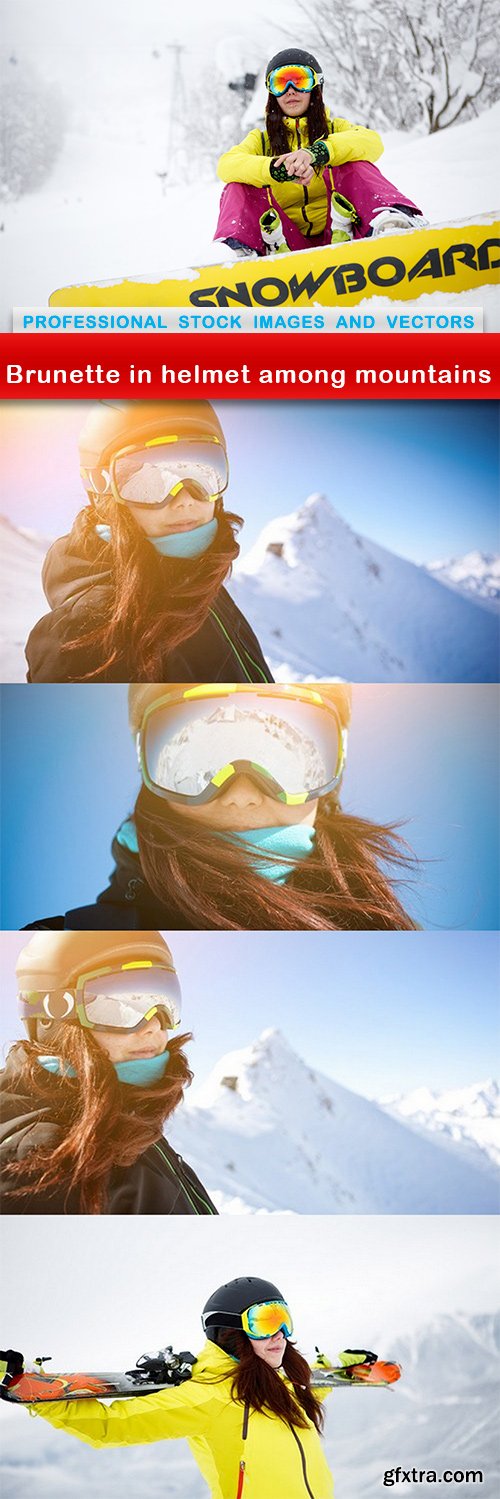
[0,333,498,399]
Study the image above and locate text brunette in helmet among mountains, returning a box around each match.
[22,1276,369,1497]
[0,932,216,1216]
[28,684,418,932]
[24,400,273,685]
[215,46,425,254]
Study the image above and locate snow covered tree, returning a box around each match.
[0,53,66,200]
[296,0,499,131]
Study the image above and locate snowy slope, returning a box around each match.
[2,77,499,328]
[381,1080,500,1170]
[227,493,499,682]
[168,1029,500,1214]
[0,516,48,682]
[326,1312,500,1498]
[426,551,500,607]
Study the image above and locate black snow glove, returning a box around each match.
[309,138,330,172]
[0,1349,24,1395]
[269,158,295,183]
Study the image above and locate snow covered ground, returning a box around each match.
[2,501,498,683]
[2,85,499,328]
[167,1028,500,1214]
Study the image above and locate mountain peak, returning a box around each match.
[170,1030,500,1215]
[229,494,499,681]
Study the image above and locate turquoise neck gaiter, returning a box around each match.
[116,817,315,885]
[38,1053,170,1087]
[96,518,218,559]
[221,825,316,884]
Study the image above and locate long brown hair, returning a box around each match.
[59,501,242,680]
[218,1329,324,1432]
[3,1027,193,1214]
[134,787,419,930]
[266,86,329,157]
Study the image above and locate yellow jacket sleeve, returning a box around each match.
[217,130,273,187]
[326,118,383,166]
[29,1381,222,1449]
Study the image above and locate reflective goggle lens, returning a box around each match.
[77,966,182,1031]
[267,65,317,96]
[242,1301,294,1340]
[141,692,344,805]
[113,440,228,507]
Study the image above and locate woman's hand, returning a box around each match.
[0,1349,25,1395]
[274,149,314,184]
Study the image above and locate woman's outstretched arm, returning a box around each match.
[31,1378,221,1448]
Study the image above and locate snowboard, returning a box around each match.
[1,1348,401,1404]
[49,215,499,310]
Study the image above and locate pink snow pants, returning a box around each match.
[215,161,420,253]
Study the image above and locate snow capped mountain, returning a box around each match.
[426,551,500,607]
[0,515,49,683]
[169,1029,500,1214]
[381,1080,500,1170]
[228,494,499,682]
[327,1312,500,1497]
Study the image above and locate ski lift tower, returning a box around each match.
[158,40,188,190]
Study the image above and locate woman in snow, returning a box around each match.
[25,400,272,685]
[0,930,216,1216]
[215,47,425,256]
[4,1277,385,1498]
[27,682,418,932]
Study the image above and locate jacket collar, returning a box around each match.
[193,1339,239,1375]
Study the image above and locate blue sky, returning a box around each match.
[2,400,498,560]
[1,929,498,1096]
[1,684,498,930]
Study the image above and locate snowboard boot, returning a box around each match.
[330,192,358,244]
[223,237,258,259]
[259,208,289,255]
[369,206,428,237]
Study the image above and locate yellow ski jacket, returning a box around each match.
[32,1339,335,1499]
[217,110,383,237]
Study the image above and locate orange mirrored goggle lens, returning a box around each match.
[241,1300,294,1340]
[267,65,319,96]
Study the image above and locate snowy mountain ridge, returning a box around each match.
[168,1028,500,1215]
[228,493,500,681]
[426,550,500,607]
[381,1079,500,1169]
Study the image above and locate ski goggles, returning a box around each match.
[266,64,323,96]
[82,436,229,508]
[241,1301,294,1340]
[19,962,182,1033]
[137,686,347,807]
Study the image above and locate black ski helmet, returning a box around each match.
[265,48,324,91]
[202,1276,286,1345]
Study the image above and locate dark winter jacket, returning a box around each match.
[0,1046,217,1216]
[24,829,194,931]
[25,535,273,684]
